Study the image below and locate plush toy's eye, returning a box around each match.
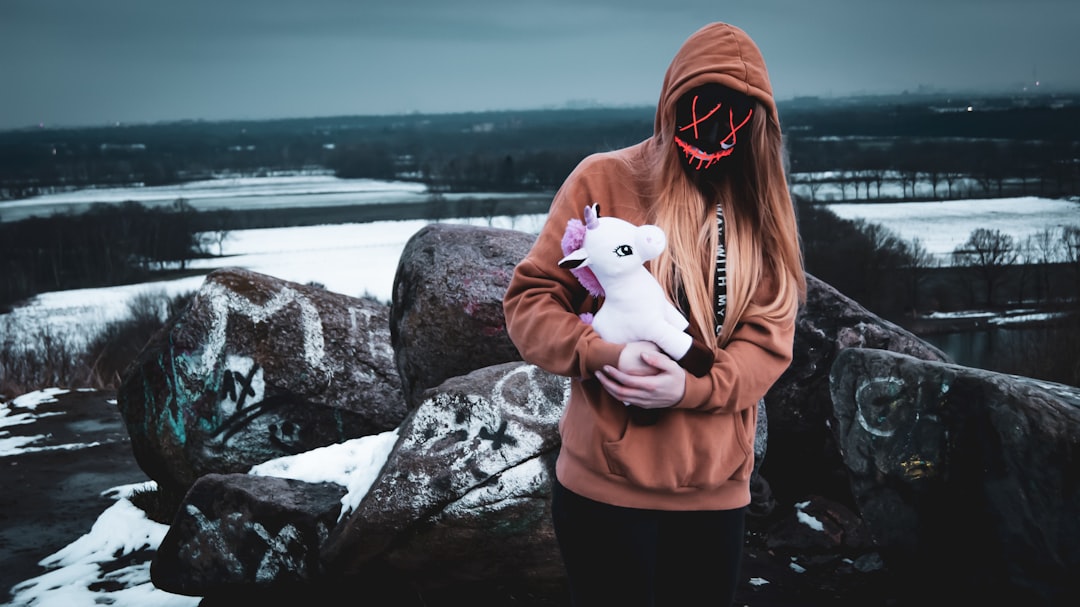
[614,245,634,257]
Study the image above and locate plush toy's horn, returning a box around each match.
[584,203,600,229]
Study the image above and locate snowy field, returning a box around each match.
[1,173,1076,350]
[825,196,1080,265]
[0,173,542,223]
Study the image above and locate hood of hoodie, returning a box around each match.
[654,22,779,137]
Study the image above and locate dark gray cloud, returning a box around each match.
[2,0,1078,129]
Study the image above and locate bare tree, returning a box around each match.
[1026,228,1064,304]
[869,169,886,198]
[790,174,822,202]
[899,169,919,199]
[926,168,942,199]
[857,171,874,199]
[951,228,1018,308]
[837,172,853,201]
[201,230,232,257]
[1064,226,1080,302]
[1014,238,1034,306]
[902,237,937,316]
[944,171,964,199]
[853,219,911,314]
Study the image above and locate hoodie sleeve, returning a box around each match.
[676,268,798,414]
[503,155,625,380]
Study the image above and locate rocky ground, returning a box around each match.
[0,390,907,606]
[0,390,151,604]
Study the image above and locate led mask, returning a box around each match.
[673,83,754,172]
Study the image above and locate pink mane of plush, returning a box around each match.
[561,218,604,297]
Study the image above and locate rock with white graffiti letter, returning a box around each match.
[116,267,407,509]
[829,347,1080,605]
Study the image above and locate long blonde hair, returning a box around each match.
[636,100,806,347]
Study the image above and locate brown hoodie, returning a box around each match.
[502,22,796,511]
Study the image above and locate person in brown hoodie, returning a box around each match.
[503,22,806,607]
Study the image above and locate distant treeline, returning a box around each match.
[188,195,556,232]
[0,107,653,200]
[3,91,1080,200]
[0,200,206,311]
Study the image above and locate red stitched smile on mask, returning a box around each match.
[674,98,753,170]
[673,84,755,171]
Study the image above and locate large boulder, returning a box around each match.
[151,472,346,595]
[322,361,569,590]
[761,273,951,506]
[116,267,407,505]
[390,223,535,408]
[829,347,1080,604]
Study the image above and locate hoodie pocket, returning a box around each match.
[602,407,753,491]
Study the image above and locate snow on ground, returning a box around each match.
[188,213,548,299]
[0,213,549,351]
[1,388,401,607]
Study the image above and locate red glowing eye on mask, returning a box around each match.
[673,83,754,171]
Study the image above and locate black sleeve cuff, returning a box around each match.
[677,335,714,377]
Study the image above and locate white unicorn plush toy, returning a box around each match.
[559,202,693,361]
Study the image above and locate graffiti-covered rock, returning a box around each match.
[829,347,1080,605]
[322,361,568,589]
[116,267,407,505]
[153,361,569,598]
[761,273,952,506]
[151,472,346,595]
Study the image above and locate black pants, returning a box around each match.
[551,479,745,607]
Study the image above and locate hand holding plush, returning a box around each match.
[559,203,693,360]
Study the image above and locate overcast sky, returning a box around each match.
[2,0,1078,130]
